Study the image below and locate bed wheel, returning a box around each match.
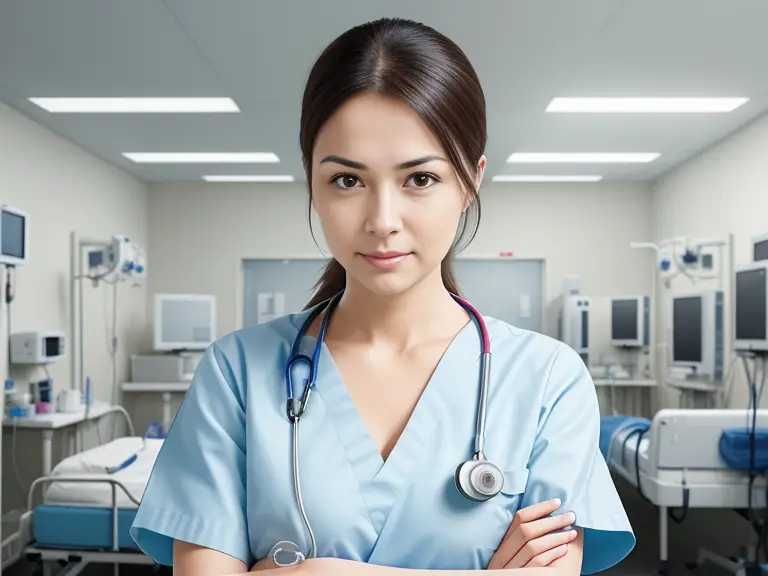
[658,560,670,575]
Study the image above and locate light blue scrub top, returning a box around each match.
[130,311,635,573]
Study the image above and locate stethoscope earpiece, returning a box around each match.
[455,458,504,502]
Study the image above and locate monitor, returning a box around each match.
[611,295,650,348]
[671,290,723,379]
[673,297,702,363]
[154,294,216,352]
[754,233,768,262]
[0,205,28,267]
[734,262,768,352]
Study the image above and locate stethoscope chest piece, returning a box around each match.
[455,458,504,502]
[269,540,305,567]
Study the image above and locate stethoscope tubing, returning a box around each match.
[284,291,494,560]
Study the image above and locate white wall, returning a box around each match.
[0,100,148,513]
[653,112,768,409]
[147,180,654,354]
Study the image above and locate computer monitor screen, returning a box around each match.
[1,209,25,259]
[611,299,638,341]
[755,240,768,262]
[736,268,767,340]
[673,296,702,363]
[155,295,216,351]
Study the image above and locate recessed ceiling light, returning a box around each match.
[546,97,749,113]
[122,152,279,164]
[507,153,659,163]
[29,97,240,113]
[492,175,603,183]
[202,175,295,182]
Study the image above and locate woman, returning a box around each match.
[130,18,634,575]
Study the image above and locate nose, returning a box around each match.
[364,184,403,238]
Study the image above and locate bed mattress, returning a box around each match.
[33,507,139,550]
[44,437,163,508]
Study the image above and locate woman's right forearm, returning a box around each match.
[247,558,565,576]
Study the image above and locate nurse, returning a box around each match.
[130,17,635,575]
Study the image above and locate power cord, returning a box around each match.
[4,265,28,504]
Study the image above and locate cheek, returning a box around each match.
[413,202,463,253]
[315,199,358,251]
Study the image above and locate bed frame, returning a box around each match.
[19,475,154,576]
[606,409,768,576]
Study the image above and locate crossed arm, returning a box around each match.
[173,533,582,576]
[173,500,584,576]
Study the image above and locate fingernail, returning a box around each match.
[569,529,578,539]
[566,512,576,523]
[550,498,561,506]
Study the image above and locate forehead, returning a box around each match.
[312,92,447,166]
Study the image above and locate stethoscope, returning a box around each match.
[268,291,502,567]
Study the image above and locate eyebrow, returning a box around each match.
[319,155,449,170]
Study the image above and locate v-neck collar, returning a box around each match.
[289,311,483,501]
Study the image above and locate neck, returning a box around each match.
[328,269,468,349]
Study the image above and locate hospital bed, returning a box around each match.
[602,409,768,576]
[16,435,163,575]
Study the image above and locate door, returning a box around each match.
[453,259,543,332]
[242,258,544,332]
[242,259,327,327]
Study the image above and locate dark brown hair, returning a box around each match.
[301,18,486,309]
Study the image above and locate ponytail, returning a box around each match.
[304,258,347,309]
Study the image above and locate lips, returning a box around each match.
[365,251,409,259]
[360,251,411,269]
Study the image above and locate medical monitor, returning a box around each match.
[154,294,216,352]
[671,290,723,379]
[611,295,650,348]
[0,205,28,267]
[754,233,768,262]
[734,261,768,353]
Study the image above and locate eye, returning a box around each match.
[331,174,363,189]
[405,172,439,189]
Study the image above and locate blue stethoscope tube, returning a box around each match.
[280,292,500,565]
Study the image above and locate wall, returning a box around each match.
[0,100,148,514]
[147,180,654,337]
[653,112,768,409]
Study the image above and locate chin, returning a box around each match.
[354,273,420,297]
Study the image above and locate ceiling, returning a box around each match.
[1,0,768,183]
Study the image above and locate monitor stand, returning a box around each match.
[168,349,204,381]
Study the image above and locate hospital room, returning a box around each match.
[2,1,768,575]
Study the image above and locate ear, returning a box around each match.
[463,155,487,212]
[475,155,487,189]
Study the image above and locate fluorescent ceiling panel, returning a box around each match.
[492,175,603,182]
[29,97,240,113]
[546,97,749,113]
[507,153,660,163]
[203,175,295,182]
[123,152,279,163]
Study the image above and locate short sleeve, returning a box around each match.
[129,341,252,566]
[520,345,635,574]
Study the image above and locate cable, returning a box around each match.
[110,280,119,440]
[740,354,760,563]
